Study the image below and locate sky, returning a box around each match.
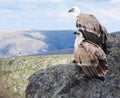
[0,0,120,32]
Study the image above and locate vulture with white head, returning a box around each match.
[68,6,108,53]
[74,31,108,81]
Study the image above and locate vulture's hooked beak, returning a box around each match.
[74,32,80,35]
[68,8,75,12]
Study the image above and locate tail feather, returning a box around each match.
[81,60,108,78]
[99,60,108,70]
[86,67,94,77]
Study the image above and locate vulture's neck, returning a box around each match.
[74,11,80,17]
[74,36,84,48]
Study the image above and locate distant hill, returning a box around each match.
[0,30,119,57]
[112,31,120,34]
[0,30,75,57]
[39,48,74,55]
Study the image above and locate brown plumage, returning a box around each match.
[74,31,108,80]
[68,7,108,53]
[76,13,108,51]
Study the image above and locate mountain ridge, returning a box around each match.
[0,30,119,57]
[0,30,75,57]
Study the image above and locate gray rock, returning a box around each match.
[26,34,120,98]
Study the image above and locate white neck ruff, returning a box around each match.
[74,36,84,48]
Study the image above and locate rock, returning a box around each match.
[26,34,120,98]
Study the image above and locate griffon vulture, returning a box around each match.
[74,31,108,81]
[68,6,108,53]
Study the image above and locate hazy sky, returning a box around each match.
[0,0,120,32]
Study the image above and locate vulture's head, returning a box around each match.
[74,31,84,39]
[68,6,80,17]
[74,31,84,47]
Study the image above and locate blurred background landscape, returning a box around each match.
[0,30,120,58]
[0,30,75,57]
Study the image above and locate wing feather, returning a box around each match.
[74,41,108,77]
[76,13,101,35]
[76,13,108,48]
[83,41,107,60]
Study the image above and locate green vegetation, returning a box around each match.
[0,55,74,98]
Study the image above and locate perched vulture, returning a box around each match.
[68,6,108,53]
[74,31,108,81]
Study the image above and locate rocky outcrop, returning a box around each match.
[26,34,120,98]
